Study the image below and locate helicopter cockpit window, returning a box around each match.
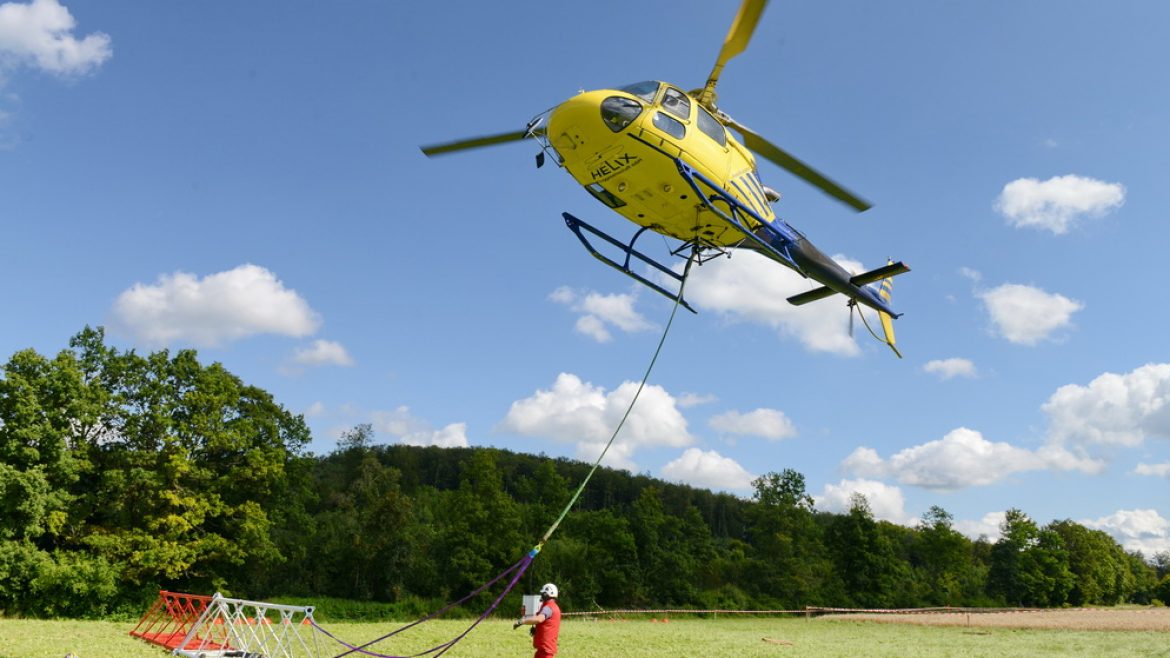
[653,112,686,139]
[696,106,727,146]
[618,81,660,103]
[600,96,643,133]
[661,87,691,120]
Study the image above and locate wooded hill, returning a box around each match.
[2,328,1168,618]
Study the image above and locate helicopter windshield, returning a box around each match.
[618,81,660,103]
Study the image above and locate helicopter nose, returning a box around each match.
[547,90,617,154]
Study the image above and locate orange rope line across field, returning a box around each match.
[562,606,1044,619]
[563,608,806,618]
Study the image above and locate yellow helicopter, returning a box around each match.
[421,0,909,357]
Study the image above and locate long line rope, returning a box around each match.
[537,253,694,545]
[320,253,695,658]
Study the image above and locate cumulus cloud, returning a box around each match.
[843,427,1103,492]
[0,0,111,76]
[995,174,1125,234]
[1043,363,1170,448]
[816,479,911,524]
[549,286,654,343]
[496,372,694,469]
[110,264,322,347]
[955,511,1006,542]
[978,283,1082,345]
[1081,509,1170,555]
[958,267,982,283]
[291,339,354,367]
[682,251,860,356]
[371,405,469,448]
[661,447,755,491]
[923,358,977,380]
[677,392,717,408]
[708,408,796,441]
[1135,462,1170,477]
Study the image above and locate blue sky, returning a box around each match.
[2,0,1168,556]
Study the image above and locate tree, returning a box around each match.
[305,436,415,600]
[0,328,312,614]
[433,450,523,599]
[988,509,1073,606]
[914,506,973,605]
[824,494,905,608]
[751,470,814,510]
[1049,519,1133,605]
[746,470,830,607]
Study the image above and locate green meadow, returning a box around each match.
[2,617,1167,658]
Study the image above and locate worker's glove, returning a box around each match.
[512,619,523,630]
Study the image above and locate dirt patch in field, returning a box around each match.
[819,608,1170,632]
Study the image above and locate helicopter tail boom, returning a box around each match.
[786,261,909,308]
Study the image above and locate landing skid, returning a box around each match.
[563,213,701,313]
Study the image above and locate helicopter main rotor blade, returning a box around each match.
[729,120,872,212]
[420,129,531,157]
[696,0,770,109]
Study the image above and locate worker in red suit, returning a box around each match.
[513,582,561,658]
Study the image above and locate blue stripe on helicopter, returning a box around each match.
[747,171,770,207]
[729,177,765,216]
[738,173,769,213]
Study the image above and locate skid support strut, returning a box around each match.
[563,212,697,313]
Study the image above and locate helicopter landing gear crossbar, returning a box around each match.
[563,212,698,313]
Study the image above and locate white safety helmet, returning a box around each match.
[540,583,558,599]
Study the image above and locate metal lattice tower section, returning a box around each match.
[172,593,324,658]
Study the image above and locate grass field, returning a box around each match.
[2,611,1168,658]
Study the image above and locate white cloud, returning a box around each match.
[1135,462,1170,477]
[923,358,977,380]
[1043,363,1170,448]
[1081,509,1170,555]
[303,401,326,418]
[371,405,468,448]
[677,392,717,408]
[682,251,860,356]
[661,448,755,491]
[958,267,982,283]
[995,174,1125,234]
[816,478,911,525]
[496,372,694,469]
[550,286,654,343]
[955,511,1006,542]
[843,427,1102,492]
[292,339,354,367]
[978,283,1082,345]
[0,0,111,76]
[708,408,796,441]
[576,439,638,472]
[110,264,322,347]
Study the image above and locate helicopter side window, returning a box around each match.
[661,87,691,120]
[696,106,727,147]
[653,112,686,139]
[618,81,660,103]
